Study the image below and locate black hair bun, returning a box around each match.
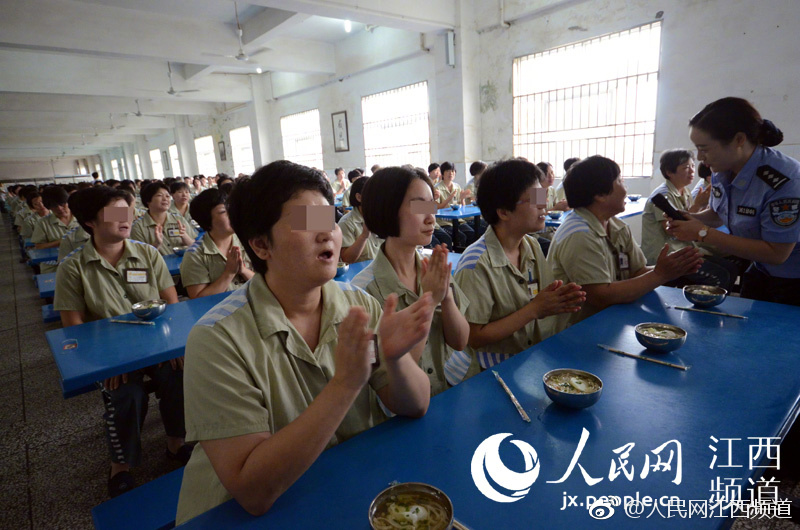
[760,119,784,147]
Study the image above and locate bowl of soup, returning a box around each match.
[547,211,562,220]
[369,482,453,530]
[635,323,687,353]
[131,299,167,320]
[450,204,460,211]
[627,194,642,202]
[683,285,727,308]
[543,369,603,409]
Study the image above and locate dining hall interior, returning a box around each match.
[1,0,799,528]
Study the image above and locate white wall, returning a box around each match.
[474,0,800,195]
[0,157,90,182]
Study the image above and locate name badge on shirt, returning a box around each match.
[526,270,539,299]
[369,336,380,368]
[618,252,630,271]
[167,228,181,238]
[125,268,149,284]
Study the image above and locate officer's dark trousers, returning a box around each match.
[100,363,186,467]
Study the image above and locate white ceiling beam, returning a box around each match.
[242,10,311,48]
[0,111,177,130]
[0,49,253,102]
[0,93,216,116]
[246,0,456,32]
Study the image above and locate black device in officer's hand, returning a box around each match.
[651,194,688,221]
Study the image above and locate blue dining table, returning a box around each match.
[45,291,229,398]
[26,246,59,265]
[179,286,800,529]
[334,252,462,284]
[435,205,482,249]
[546,198,647,228]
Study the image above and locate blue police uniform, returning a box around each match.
[709,145,800,303]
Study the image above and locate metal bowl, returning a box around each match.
[635,322,687,353]
[335,262,349,279]
[368,482,454,530]
[683,285,727,308]
[172,246,188,256]
[627,194,642,202]
[547,211,562,220]
[543,369,603,409]
[131,299,167,320]
[450,204,460,210]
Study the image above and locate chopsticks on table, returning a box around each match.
[597,344,690,371]
[492,370,531,422]
[667,305,747,319]
[109,319,155,326]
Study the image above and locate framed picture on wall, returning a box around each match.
[162,150,170,171]
[332,111,349,152]
[218,140,227,161]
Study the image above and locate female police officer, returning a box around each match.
[668,97,800,306]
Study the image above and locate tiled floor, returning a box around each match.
[0,213,797,529]
[0,216,183,529]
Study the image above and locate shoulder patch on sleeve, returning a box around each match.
[769,198,799,227]
[757,165,790,190]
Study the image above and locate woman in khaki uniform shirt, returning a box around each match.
[130,180,196,255]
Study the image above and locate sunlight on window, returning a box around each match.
[169,144,182,177]
[362,82,430,170]
[280,110,323,170]
[149,149,164,180]
[513,22,662,178]
[230,126,255,175]
[194,135,218,177]
[110,159,120,180]
[134,154,142,179]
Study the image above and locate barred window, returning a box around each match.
[148,149,164,180]
[362,82,430,170]
[513,21,662,177]
[169,144,182,178]
[194,135,218,177]
[229,126,255,175]
[280,109,323,170]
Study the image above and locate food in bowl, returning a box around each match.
[543,369,603,408]
[450,204,460,210]
[634,322,687,353]
[131,299,167,320]
[683,285,728,308]
[369,483,453,530]
[627,194,642,202]
[547,211,562,220]
[335,262,349,278]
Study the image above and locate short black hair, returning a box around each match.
[228,160,332,275]
[169,181,189,194]
[189,188,227,232]
[347,169,362,182]
[564,157,581,173]
[91,172,99,179]
[25,191,42,209]
[349,176,368,208]
[477,159,542,226]
[535,162,552,185]
[362,167,434,239]
[117,181,136,195]
[440,161,454,173]
[659,149,694,180]
[68,186,132,236]
[469,161,487,177]
[105,179,119,188]
[141,180,169,208]
[41,186,69,209]
[219,181,234,196]
[563,156,620,209]
[334,167,343,175]
[428,163,440,173]
[698,162,712,180]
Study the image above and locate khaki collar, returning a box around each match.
[572,207,627,240]
[483,225,537,271]
[81,238,141,273]
[371,245,421,304]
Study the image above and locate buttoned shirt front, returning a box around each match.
[130,211,198,256]
[176,275,389,524]
[455,226,554,369]
[547,207,647,329]
[352,246,471,394]
[54,238,173,321]
[710,146,800,278]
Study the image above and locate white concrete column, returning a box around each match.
[99,151,113,181]
[135,136,154,180]
[432,0,481,185]
[174,118,199,177]
[122,143,138,180]
[249,75,273,170]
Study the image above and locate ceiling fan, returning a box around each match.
[126,99,167,118]
[108,114,125,130]
[202,2,254,63]
[167,62,200,97]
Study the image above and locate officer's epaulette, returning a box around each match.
[757,165,790,190]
